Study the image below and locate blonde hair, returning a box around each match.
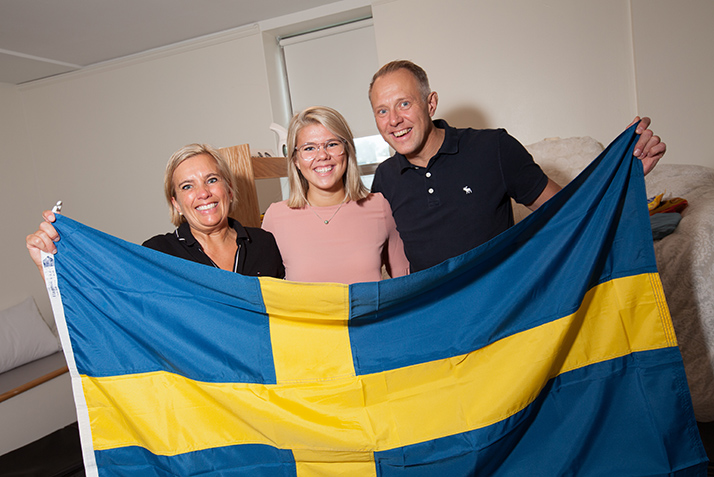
[164,143,238,226]
[286,106,369,208]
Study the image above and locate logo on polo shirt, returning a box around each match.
[463,186,473,194]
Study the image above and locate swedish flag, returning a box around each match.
[44,125,707,476]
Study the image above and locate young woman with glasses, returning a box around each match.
[261,106,409,284]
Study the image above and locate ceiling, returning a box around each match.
[0,0,342,85]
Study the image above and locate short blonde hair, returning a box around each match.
[164,143,238,226]
[286,106,369,208]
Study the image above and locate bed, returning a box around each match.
[518,136,714,422]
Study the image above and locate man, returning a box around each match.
[369,60,665,272]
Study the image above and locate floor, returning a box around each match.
[698,420,714,475]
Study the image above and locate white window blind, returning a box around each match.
[280,19,390,188]
[280,19,385,141]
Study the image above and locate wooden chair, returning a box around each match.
[219,143,382,228]
[219,144,288,228]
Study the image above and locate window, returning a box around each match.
[280,19,389,187]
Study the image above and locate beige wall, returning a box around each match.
[2,0,712,350]
[374,0,636,147]
[0,84,49,317]
[631,0,714,168]
[371,0,713,168]
[19,26,276,244]
[7,26,277,321]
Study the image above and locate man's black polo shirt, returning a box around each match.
[372,120,548,272]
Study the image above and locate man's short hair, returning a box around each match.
[369,60,431,102]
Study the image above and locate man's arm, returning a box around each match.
[525,178,562,212]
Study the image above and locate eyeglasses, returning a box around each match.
[295,139,345,161]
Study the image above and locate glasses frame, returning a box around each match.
[295,138,346,162]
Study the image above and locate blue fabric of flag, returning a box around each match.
[349,122,655,374]
[45,123,708,476]
[50,221,277,384]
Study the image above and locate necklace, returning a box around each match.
[307,195,348,225]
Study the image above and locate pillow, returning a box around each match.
[514,136,606,224]
[0,297,61,374]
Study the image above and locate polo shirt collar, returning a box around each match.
[175,218,249,246]
[396,119,459,173]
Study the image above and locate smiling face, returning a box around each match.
[369,68,440,164]
[294,123,348,203]
[170,153,232,234]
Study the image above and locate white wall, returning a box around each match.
[631,0,714,167]
[20,26,276,243]
[0,84,49,320]
[5,26,277,322]
[373,0,638,147]
[370,0,713,168]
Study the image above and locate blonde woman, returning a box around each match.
[262,106,409,284]
[27,144,284,279]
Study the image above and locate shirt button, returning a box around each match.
[428,188,434,194]
[426,172,432,178]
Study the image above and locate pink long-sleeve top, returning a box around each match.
[262,193,409,284]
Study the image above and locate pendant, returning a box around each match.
[307,196,348,225]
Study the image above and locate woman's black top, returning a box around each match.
[142,218,285,278]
